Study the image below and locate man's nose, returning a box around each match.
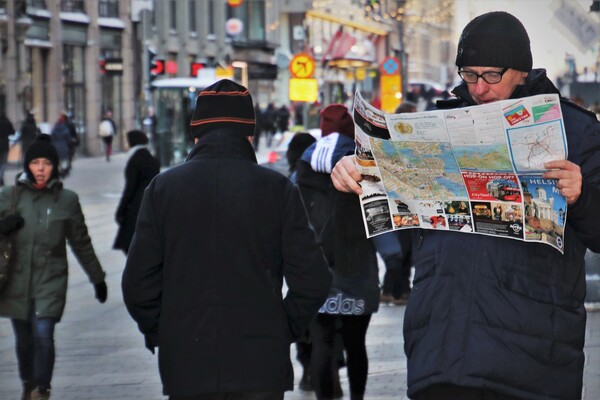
[473,79,489,94]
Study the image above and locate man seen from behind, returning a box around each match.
[122,79,332,400]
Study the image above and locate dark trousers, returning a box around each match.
[381,255,411,299]
[169,391,284,400]
[414,384,524,400]
[311,313,372,400]
[11,317,58,390]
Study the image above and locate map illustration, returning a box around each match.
[453,144,514,172]
[507,120,566,172]
[371,139,468,200]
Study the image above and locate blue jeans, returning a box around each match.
[11,316,58,390]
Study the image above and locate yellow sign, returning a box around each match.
[216,66,234,79]
[380,74,402,113]
[289,78,318,102]
[289,53,316,79]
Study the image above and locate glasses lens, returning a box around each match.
[459,71,478,83]
[482,72,502,84]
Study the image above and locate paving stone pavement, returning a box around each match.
[0,151,598,400]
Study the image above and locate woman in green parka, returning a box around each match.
[0,135,108,400]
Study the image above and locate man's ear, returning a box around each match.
[194,137,199,144]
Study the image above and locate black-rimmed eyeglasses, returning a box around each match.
[458,67,509,84]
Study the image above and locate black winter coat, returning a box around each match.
[0,115,15,153]
[404,69,600,400]
[122,130,331,397]
[113,146,160,253]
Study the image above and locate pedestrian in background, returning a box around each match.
[64,112,79,175]
[0,112,15,186]
[296,104,379,400]
[50,113,72,178]
[262,103,277,148]
[331,11,600,400]
[276,104,290,135]
[20,111,39,159]
[122,79,331,400]
[286,132,316,183]
[113,130,160,255]
[283,130,318,392]
[252,103,263,152]
[99,110,117,162]
[0,135,108,400]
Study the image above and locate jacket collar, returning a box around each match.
[185,129,257,164]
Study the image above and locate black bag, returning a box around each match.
[0,187,19,292]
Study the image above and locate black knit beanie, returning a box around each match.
[190,79,255,138]
[286,132,316,172]
[24,134,59,182]
[456,11,532,72]
[127,129,148,147]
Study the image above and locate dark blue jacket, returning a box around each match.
[404,69,600,400]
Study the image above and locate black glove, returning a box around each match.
[145,335,157,355]
[0,214,25,234]
[94,281,108,303]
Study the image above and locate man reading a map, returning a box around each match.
[330,11,600,400]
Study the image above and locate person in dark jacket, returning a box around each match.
[64,112,79,174]
[121,79,332,400]
[20,111,39,158]
[49,114,71,178]
[286,132,316,183]
[113,130,160,254]
[296,104,379,400]
[0,112,15,186]
[252,103,263,151]
[0,135,107,400]
[330,11,600,400]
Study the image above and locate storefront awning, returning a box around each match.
[306,10,390,36]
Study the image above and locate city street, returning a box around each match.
[0,150,598,400]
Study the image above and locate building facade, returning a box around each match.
[0,0,457,164]
[0,0,134,158]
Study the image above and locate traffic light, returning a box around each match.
[191,62,206,77]
[148,48,165,80]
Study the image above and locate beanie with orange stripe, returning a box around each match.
[190,79,256,138]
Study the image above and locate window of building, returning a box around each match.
[99,0,119,18]
[169,0,177,31]
[208,0,214,35]
[227,0,265,43]
[60,0,85,12]
[189,0,196,33]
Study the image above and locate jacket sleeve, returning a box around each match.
[65,194,106,284]
[566,115,600,252]
[121,180,163,343]
[281,184,332,341]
